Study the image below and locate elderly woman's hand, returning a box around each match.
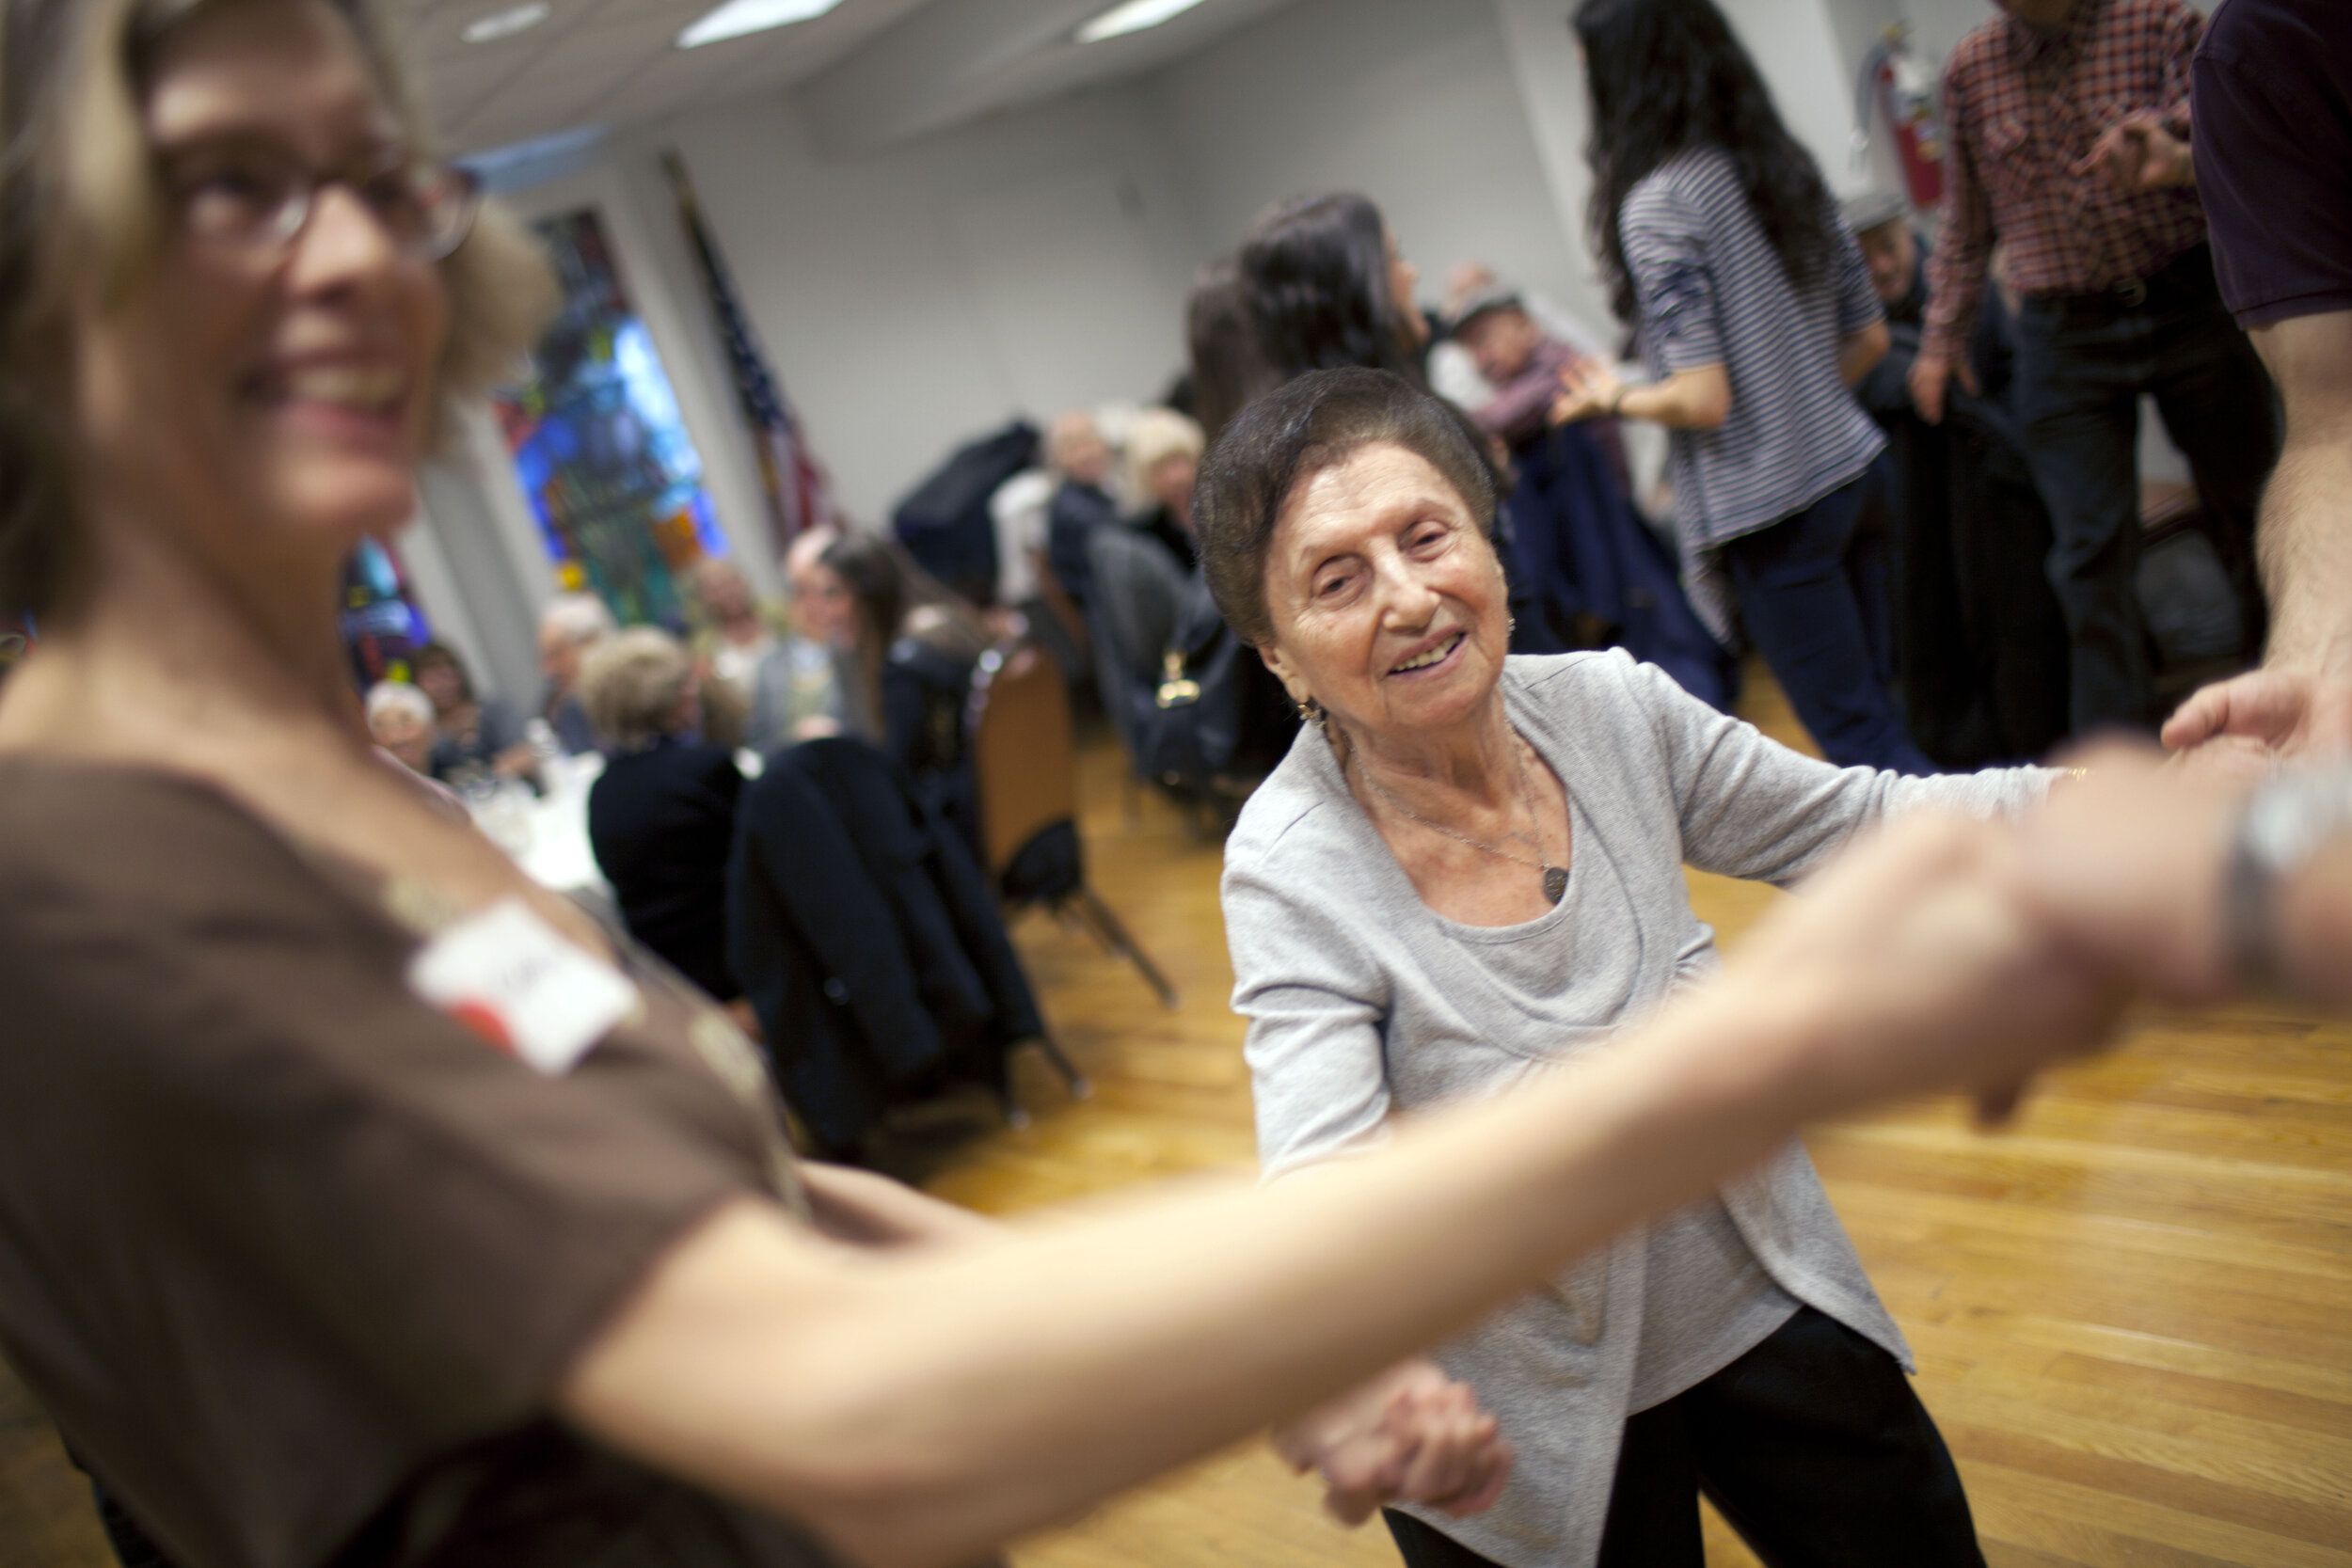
[1271,1357,1514,1526]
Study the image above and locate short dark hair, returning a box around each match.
[1195,367,1496,648]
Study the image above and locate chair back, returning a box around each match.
[967,641,1077,881]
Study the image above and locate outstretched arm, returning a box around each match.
[555,814,2124,1568]
[2164,311,2352,759]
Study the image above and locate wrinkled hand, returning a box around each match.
[1907,351,1979,425]
[2162,665,2352,764]
[1550,358,1621,425]
[1722,812,2132,1126]
[1272,1358,1514,1527]
[2075,113,2193,193]
[2010,741,2250,1007]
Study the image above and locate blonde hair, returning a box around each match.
[578,626,693,752]
[1125,406,1204,493]
[0,0,558,616]
[362,677,433,729]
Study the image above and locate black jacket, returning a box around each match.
[585,739,743,1000]
[727,738,1043,1155]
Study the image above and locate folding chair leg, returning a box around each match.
[1073,885,1179,1010]
[1030,1032,1090,1101]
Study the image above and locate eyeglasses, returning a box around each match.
[157,140,483,262]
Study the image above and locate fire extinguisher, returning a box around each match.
[1853,24,1946,210]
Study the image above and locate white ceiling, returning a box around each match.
[394,0,1295,160]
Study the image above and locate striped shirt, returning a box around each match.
[1924,0,2208,362]
[1623,147,1885,642]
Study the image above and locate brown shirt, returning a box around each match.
[0,760,832,1568]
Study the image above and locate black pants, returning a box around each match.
[1382,1307,1984,1568]
[2010,243,2275,734]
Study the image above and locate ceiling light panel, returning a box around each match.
[461,1,551,43]
[677,0,847,49]
[1074,0,1209,43]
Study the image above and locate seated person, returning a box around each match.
[580,628,744,1002]
[1844,190,2014,422]
[685,555,785,749]
[412,640,532,790]
[1041,407,1120,619]
[1448,282,1603,448]
[1844,191,2064,766]
[1124,406,1205,570]
[363,679,436,775]
[1205,368,2052,1568]
[534,592,614,755]
[816,531,993,841]
[744,524,850,753]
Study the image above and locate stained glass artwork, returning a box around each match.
[491,209,727,627]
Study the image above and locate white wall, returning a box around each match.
[1148,0,1601,333]
[637,81,1208,524]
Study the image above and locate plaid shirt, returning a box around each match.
[1922,0,2209,362]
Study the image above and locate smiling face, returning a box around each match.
[70,0,449,603]
[1257,440,1509,744]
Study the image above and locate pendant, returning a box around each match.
[1542,865,1568,905]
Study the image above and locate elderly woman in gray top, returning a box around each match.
[1203,369,2046,1568]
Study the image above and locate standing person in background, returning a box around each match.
[535,591,614,754]
[2161,0,2352,763]
[1910,0,2274,736]
[1241,191,1429,389]
[1184,253,1275,442]
[1552,0,1924,774]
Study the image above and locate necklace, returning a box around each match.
[1351,730,1569,905]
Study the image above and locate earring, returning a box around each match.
[1297,695,1327,727]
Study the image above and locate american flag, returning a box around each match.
[661,150,831,553]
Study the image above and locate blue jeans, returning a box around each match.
[1721,466,1936,774]
[2011,245,2274,733]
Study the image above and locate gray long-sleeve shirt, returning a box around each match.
[1222,650,2048,1568]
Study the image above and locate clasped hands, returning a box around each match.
[1272,1356,1513,1527]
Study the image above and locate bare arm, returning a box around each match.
[797,1162,998,1248]
[2250,312,2352,680]
[2163,311,2352,757]
[555,816,2123,1568]
[1555,361,1731,432]
[1838,322,1891,388]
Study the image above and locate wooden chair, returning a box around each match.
[968,640,1180,1021]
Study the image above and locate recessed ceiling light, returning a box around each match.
[676,0,847,49]
[1074,0,1208,43]
[461,1,550,44]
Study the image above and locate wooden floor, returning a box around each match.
[4,670,2347,1566]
